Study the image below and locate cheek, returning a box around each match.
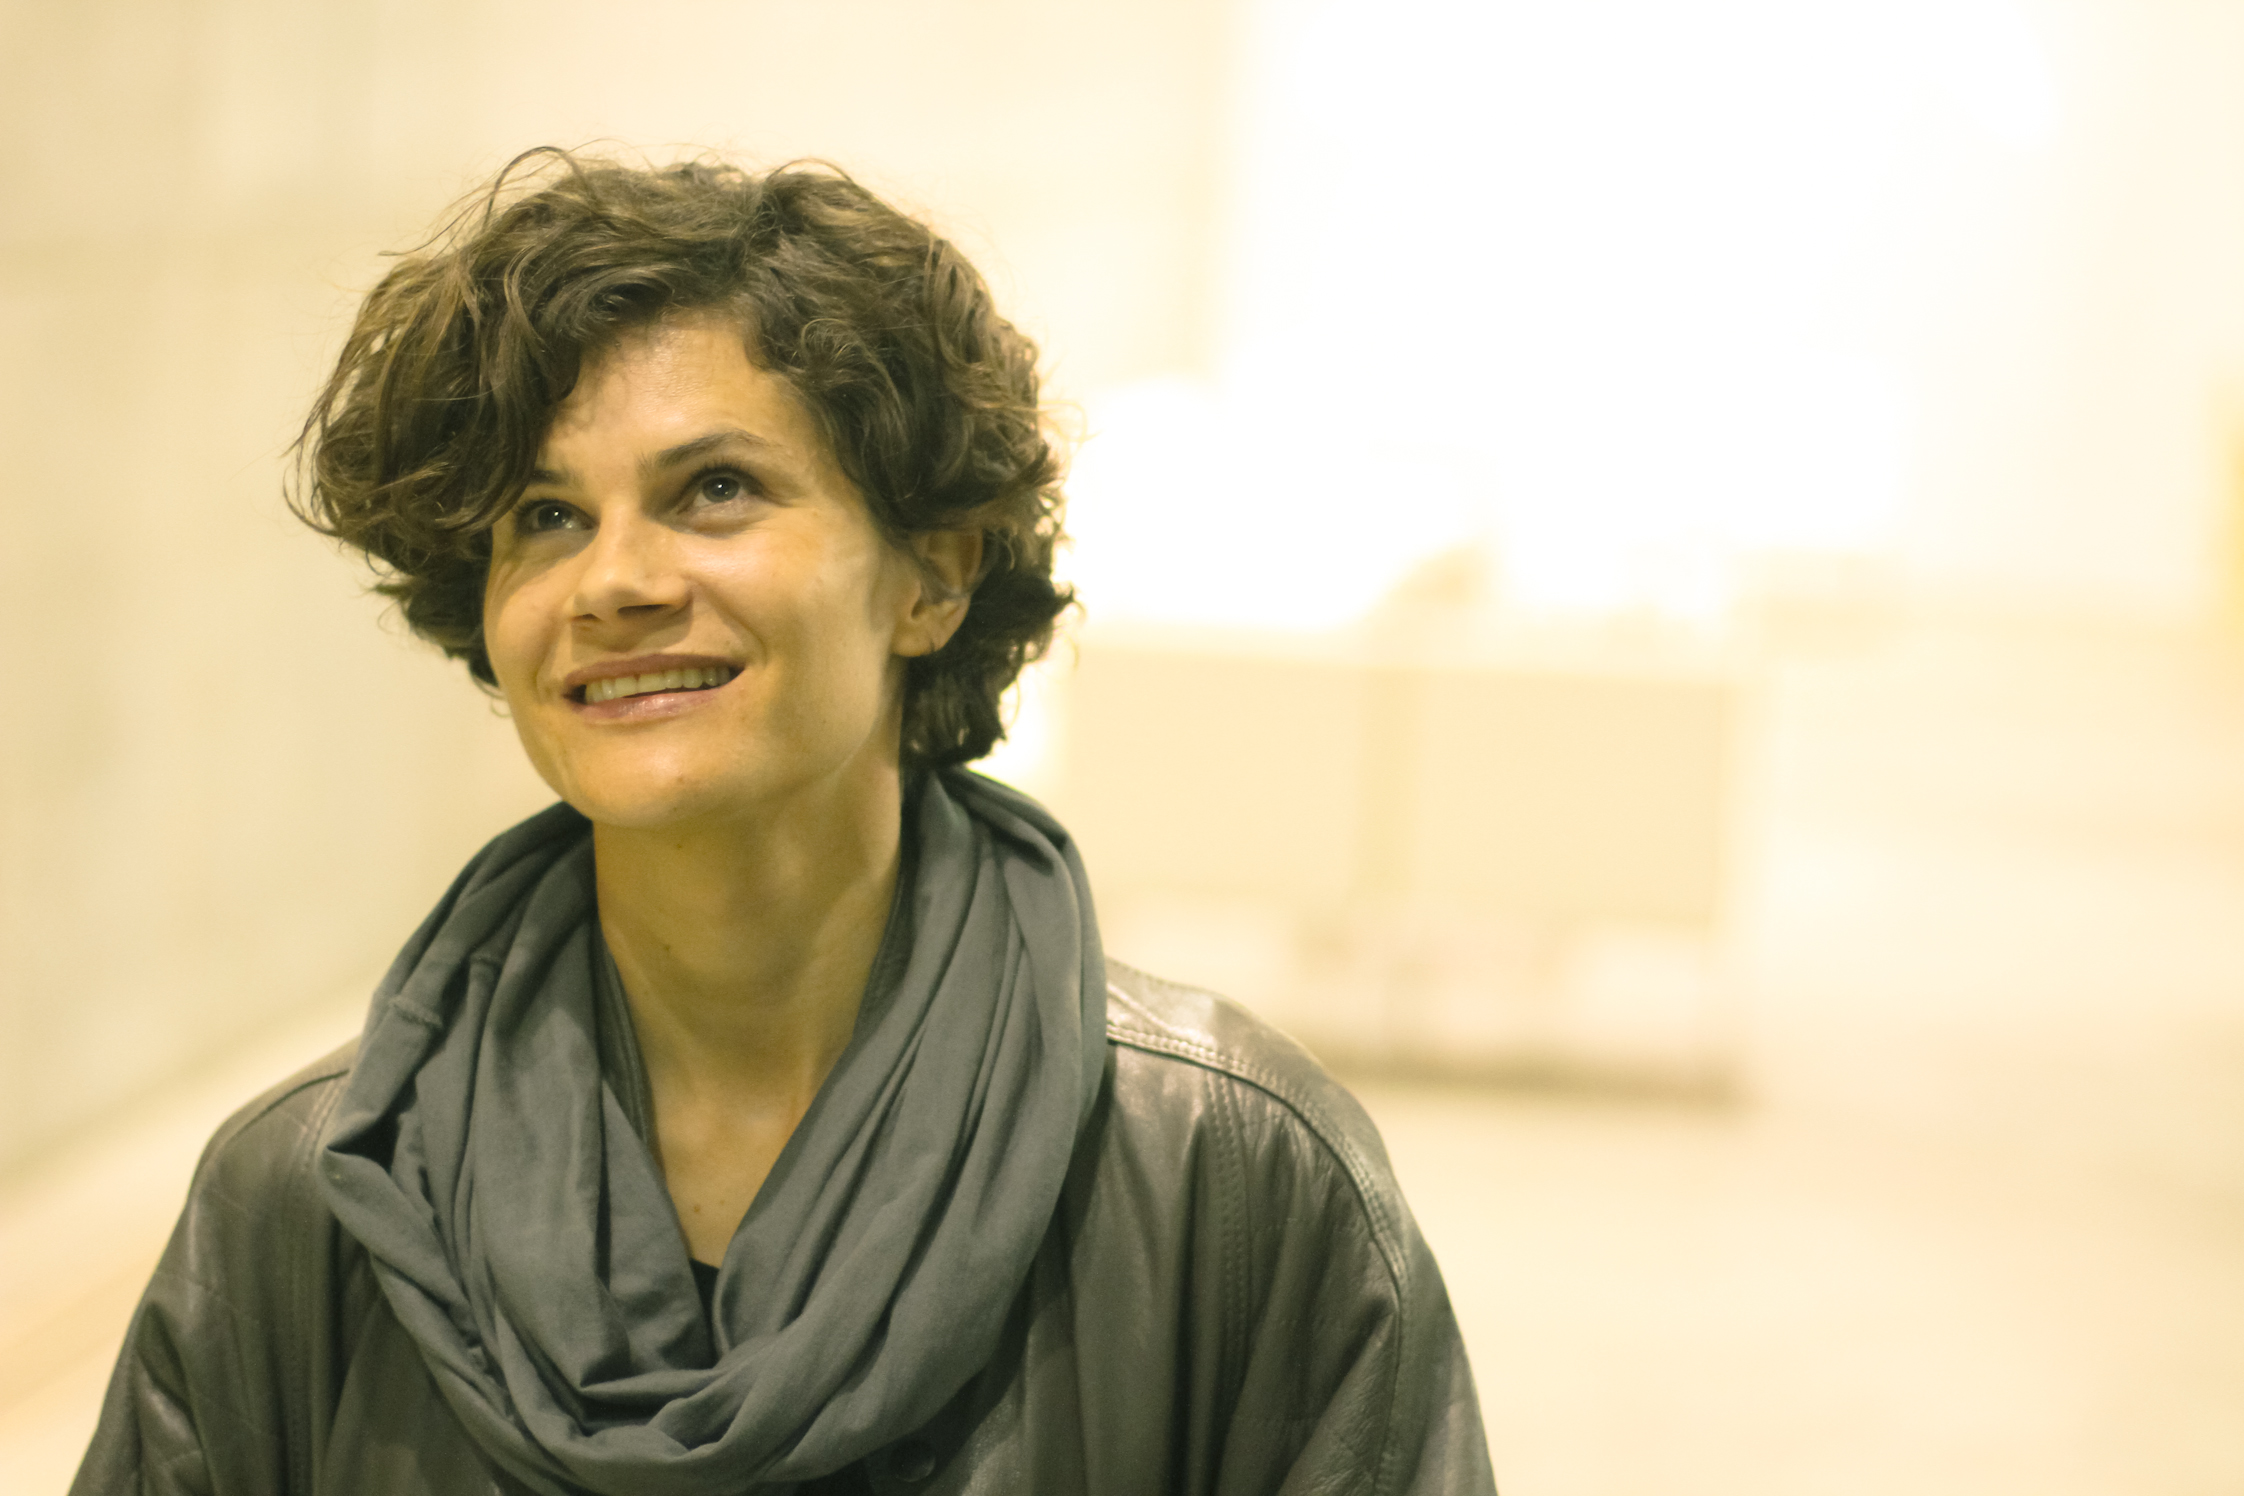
[766,563,911,727]
[826,554,914,671]
[481,570,549,699]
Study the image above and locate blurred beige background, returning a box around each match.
[4,0,2243,1491]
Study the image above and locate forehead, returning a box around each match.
[542,315,818,457]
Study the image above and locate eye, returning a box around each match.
[513,499,582,535]
[689,466,757,506]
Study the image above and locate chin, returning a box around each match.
[528,723,900,835]
[555,772,751,833]
[566,793,705,833]
[555,759,863,835]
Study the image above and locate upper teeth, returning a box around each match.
[583,666,732,704]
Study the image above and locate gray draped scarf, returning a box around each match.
[319,770,1105,1495]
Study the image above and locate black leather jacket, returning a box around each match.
[72,962,1497,1495]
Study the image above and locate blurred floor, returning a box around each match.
[4,612,2241,1494]
[1379,611,2244,1493]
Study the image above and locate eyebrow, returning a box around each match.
[526,427,776,487]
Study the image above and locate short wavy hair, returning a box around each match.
[292,148,1071,766]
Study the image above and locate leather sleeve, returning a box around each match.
[69,1047,360,1496]
[1228,1076,1494,1495]
[1103,973,1498,1496]
[1194,1064,1494,1496]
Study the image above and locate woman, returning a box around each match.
[73,152,1495,1496]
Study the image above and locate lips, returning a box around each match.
[564,657,743,705]
[578,664,738,704]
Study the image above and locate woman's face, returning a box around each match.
[483,315,968,833]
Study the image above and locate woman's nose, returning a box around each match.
[570,509,687,623]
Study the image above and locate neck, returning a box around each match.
[593,770,906,1117]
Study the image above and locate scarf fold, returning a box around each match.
[319,770,1105,1496]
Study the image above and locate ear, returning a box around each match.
[893,528,984,658]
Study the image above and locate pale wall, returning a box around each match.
[9,0,2244,1169]
[0,0,1234,1172]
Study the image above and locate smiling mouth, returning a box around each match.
[574,665,740,705]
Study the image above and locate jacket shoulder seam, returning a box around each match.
[201,1041,358,1162]
[1104,984,1405,1279]
[1105,980,1417,1490]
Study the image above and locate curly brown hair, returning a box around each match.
[291,148,1071,766]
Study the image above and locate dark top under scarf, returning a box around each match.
[319,771,1105,1496]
